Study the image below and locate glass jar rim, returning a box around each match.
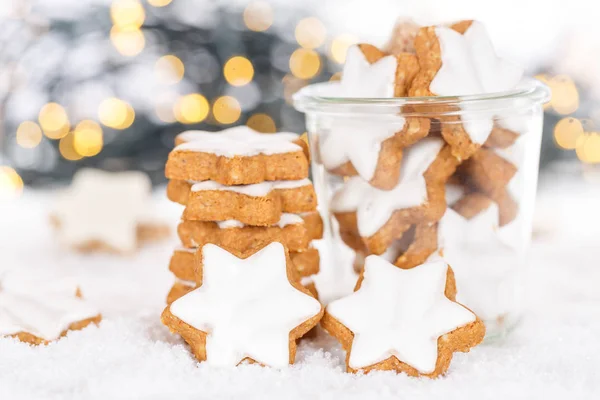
[293,78,550,116]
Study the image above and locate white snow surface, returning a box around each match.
[0,178,599,400]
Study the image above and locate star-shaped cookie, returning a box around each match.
[331,137,446,238]
[322,256,484,377]
[0,269,101,344]
[434,198,522,321]
[52,169,168,254]
[161,242,323,367]
[339,44,398,98]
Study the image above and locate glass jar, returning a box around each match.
[294,79,550,339]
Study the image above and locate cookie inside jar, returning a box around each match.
[294,19,550,340]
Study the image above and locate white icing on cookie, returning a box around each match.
[174,126,302,157]
[0,270,99,341]
[170,242,322,367]
[176,126,300,145]
[327,256,476,373]
[433,204,520,320]
[216,213,304,230]
[52,169,152,253]
[320,116,406,181]
[190,179,311,197]
[430,23,524,144]
[339,45,398,98]
[445,183,465,207]
[331,137,444,237]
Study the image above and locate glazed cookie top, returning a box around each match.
[169,242,322,367]
[215,213,304,229]
[52,168,152,253]
[326,256,476,373]
[175,126,300,145]
[339,44,398,98]
[0,269,99,341]
[190,178,312,197]
[320,116,407,182]
[427,22,524,142]
[174,126,303,157]
[331,137,444,237]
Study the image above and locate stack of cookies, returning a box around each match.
[317,20,528,325]
[163,126,323,306]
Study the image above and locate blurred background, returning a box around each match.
[1,0,599,196]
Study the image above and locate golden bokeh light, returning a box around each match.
[0,166,24,200]
[110,26,145,57]
[246,113,276,133]
[295,17,327,49]
[549,75,579,115]
[224,56,254,87]
[174,94,210,124]
[148,0,172,7]
[38,103,70,139]
[98,98,135,129]
[59,133,83,161]
[289,48,321,79]
[73,120,104,157]
[111,0,145,30]
[16,121,43,148]
[243,1,273,32]
[330,34,358,64]
[155,95,176,123]
[576,132,600,164]
[213,96,241,125]
[554,118,583,150]
[155,55,185,84]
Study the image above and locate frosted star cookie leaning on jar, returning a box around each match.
[294,19,550,338]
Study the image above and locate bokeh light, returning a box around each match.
[59,133,83,161]
[155,55,185,84]
[148,0,172,7]
[549,75,579,115]
[0,166,24,200]
[554,118,583,149]
[246,113,276,133]
[98,98,135,129]
[111,0,145,30]
[243,1,273,32]
[213,96,241,124]
[174,94,210,124]
[38,103,70,139]
[224,56,254,87]
[295,17,326,49]
[16,121,43,148]
[73,120,104,157]
[110,27,145,57]
[330,34,358,64]
[576,132,600,164]
[289,48,321,79]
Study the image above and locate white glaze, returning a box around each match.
[215,213,304,230]
[0,269,99,341]
[170,243,322,367]
[174,126,302,157]
[433,203,520,321]
[190,179,311,197]
[320,116,406,181]
[430,23,524,144]
[327,256,476,373]
[176,126,300,144]
[339,45,398,98]
[52,169,152,253]
[331,138,444,237]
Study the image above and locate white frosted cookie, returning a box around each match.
[322,256,484,377]
[161,242,323,367]
[0,269,100,344]
[51,168,168,254]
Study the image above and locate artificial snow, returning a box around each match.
[0,177,599,399]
